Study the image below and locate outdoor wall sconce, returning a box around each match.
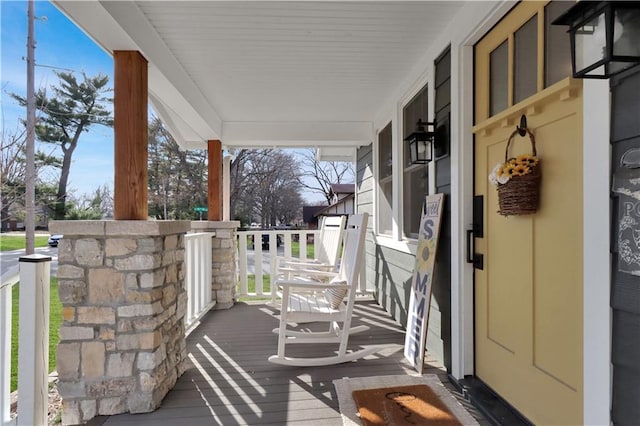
[553,1,640,79]
[405,119,437,165]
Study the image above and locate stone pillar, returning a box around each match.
[49,220,190,425]
[191,221,240,309]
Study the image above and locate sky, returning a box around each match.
[1,0,115,199]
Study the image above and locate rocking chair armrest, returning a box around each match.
[277,268,339,278]
[275,279,346,290]
[277,256,320,264]
[279,260,334,269]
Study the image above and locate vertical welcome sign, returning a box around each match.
[404,193,444,373]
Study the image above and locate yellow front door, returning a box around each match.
[473,2,583,424]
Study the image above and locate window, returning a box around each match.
[403,85,429,239]
[514,15,538,104]
[377,123,393,235]
[545,1,573,87]
[490,40,509,116]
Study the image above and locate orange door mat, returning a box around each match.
[352,384,463,426]
[333,374,480,426]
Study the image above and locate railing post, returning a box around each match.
[0,270,18,426]
[17,254,51,426]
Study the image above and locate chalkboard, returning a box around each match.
[404,193,444,373]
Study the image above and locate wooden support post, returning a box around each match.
[17,254,51,426]
[114,51,148,220]
[208,140,222,221]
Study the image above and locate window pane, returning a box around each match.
[490,40,509,116]
[403,166,428,239]
[378,122,392,180]
[378,123,393,235]
[545,1,572,87]
[403,85,428,168]
[514,15,538,103]
[403,84,429,238]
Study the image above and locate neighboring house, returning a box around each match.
[314,184,355,218]
[302,205,326,230]
[44,1,638,425]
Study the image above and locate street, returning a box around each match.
[0,246,59,284]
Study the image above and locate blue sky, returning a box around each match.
[1,0,115,198]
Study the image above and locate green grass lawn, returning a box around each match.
[10,278,62,391]
[0,235,50,251]
[239,274,272,301]
[290,241,314,259]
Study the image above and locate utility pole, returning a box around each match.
[25,0,36,254]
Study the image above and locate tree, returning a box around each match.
[0,125,60,228]
[296,148,355,204]
[12,71,113,219]
[229,149,303,227]
[147,116,207,219]
[0,126,26,229]
[64,185,113,220]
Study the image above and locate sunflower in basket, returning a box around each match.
[489,154,539,186]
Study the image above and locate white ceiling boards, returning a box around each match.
[54,1,467,151]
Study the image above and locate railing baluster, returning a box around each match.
[254,232,263,297]
[238,234,248,296]
[268,232,278,296]
[300,233,308,261]
[284,233,292,259]
[0,273,17,426]
[184,233,215,332]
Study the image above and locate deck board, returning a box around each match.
[94,298,488,425]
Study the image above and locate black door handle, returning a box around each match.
[466,230,474,264]
[466,229,484,270]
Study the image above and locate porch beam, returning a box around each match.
[208,140,222,221]
[221,121,372,147]
[114,50,148,220]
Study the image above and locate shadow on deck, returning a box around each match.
[91,298,487,425]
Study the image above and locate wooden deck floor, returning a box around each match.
[93,298,488,425]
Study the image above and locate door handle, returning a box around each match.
[466,229,484,270]
[466,230,475,264]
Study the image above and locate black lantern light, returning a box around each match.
[553,1,640,79]
[405,119,436,164]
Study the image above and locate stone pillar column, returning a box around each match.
[50,220,190,424]
[191,221,240,309]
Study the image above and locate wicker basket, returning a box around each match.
[497,128,541,216]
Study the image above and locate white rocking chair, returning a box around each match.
[275,215,346,278]
[272,215,346,305]
[268,213,378,366]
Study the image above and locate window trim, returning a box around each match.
[373,73,437,244]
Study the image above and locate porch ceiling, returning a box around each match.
[54,1,470,153]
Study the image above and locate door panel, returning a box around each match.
[473,2,583,424]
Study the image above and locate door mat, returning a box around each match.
[333,374,479,426]
[352,384,462,426]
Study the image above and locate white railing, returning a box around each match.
[184,232,215,334]
[0,268,19,426]
[236,229,320,299]
[1,255,51,426]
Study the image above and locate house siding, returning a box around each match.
[611,66,640,426]
[357,145,376,302]
[355,43,452,371]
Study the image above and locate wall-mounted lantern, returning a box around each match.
[553,1,640,79]
[404,119,436,164]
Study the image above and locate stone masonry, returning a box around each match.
[49,220,191,425]
[191,221,240,309]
